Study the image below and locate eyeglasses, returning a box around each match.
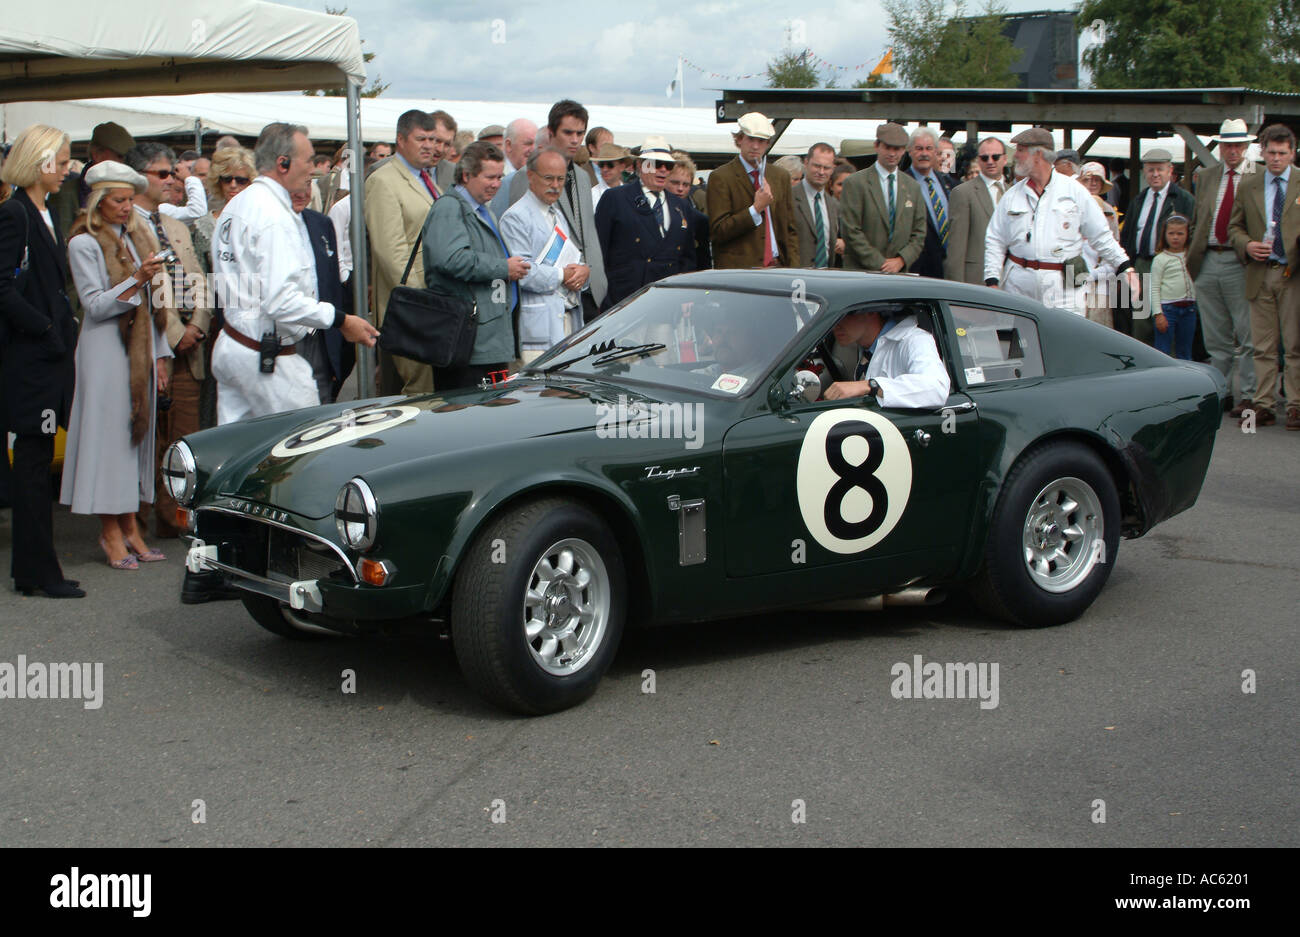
[145,169,177,179]
[219,175,251,186]
[978,154,1004,162]
[643,161,674,171]
[531,173,566,185]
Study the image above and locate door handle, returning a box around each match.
[911,429,931,448]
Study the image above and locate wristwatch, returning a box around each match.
[868,379,881,399]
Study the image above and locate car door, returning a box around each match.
[720,305,981,588]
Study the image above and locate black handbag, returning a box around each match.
[378,230,478,368]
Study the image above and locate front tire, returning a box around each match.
[451,497,626,715]
[972,442,1120,627]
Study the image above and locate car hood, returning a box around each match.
[213,378,668,518]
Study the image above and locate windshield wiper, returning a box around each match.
[591,342,667,366]
[540,340,666,374]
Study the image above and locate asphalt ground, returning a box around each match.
[0,411,1295,848]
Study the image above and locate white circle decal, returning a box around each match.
[271,406,420,458]
[796,408,912,555]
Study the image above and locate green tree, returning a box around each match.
[1265,0,1300,91]
[853,74,898,89]
[882,0,1019,88]
[765,49,820,88]
[1078,0,1273,89]
[303,6,390,98]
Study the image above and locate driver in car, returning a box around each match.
[821,309,951,408]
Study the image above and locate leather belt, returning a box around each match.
[222,324,296,355]
[1207,245,1235,252]
[1007,253,1065,272]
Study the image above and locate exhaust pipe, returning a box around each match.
[805,587,947,612]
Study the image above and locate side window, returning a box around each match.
[947,304,1044,385]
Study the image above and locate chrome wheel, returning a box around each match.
[522,538,610,676]
[1021,476,1104,593]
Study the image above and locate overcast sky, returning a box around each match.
[276,0,1077,107]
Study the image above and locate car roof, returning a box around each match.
[657,268,1052,319]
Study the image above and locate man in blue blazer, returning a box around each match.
[595,136,696,310]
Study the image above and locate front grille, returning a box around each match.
[196,507,357,583]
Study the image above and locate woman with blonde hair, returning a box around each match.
[0,123,83,597]
[60,161,172,570]
[191,146,255,273]
[1078,161,1122,328]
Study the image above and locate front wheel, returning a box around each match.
[451,498,626,715]
[972,442,1120,627]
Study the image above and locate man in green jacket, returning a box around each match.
[422,140,530,391]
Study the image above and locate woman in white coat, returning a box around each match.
[61,161,172,569]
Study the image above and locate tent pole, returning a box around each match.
[347,79,374,399]
[194,118,201,154]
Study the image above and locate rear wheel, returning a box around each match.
[451,497,625,715]
[972,442,1120,627]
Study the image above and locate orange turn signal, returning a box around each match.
[175,508,194,532]
[358,558,394,586]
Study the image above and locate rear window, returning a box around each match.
[947,304,1045,385]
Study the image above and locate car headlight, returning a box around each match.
[335,478,378,552]
[162,441,197,506]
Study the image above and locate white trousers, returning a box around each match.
[211,330,320,425]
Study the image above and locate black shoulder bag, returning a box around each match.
[378,228,478,368]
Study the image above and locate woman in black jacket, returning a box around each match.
[0,123,83,598]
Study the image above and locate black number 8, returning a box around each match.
[823,420,888,541]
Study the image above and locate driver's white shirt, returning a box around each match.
[212,175,335,343]
[860,316,950,409]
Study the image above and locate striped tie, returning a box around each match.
[813,191,827,267]
[926,176,949,248]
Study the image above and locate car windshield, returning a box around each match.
[525,285,823,397]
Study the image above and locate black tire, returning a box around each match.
[242,594,328,640]
[451,497,626,715]
[972,442,1120,627]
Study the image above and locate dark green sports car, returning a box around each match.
[167,270,1226,714]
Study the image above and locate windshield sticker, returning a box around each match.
[711,373,748,393]
[964,367,986,384]
[271,406,420,458]
[796,408,912,555]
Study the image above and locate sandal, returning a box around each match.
[99,537,139,570]
[133,548,167,563]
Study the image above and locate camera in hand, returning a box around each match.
[259,330,280,373]
[155,248,179,264]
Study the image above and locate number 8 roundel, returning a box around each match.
[796,409,912,555]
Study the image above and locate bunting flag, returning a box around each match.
[679,48,890,81]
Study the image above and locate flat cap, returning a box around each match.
[1010,127,1054,148]
[90,121,135,158]
[477,124,505,140]
[1054,148,1081,165]
[875,122,909,148]
[736,112,775,140]
[839,138,877,158]
[85,160,147,194]
[1141,147,1173,163]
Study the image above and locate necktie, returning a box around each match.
[925,175,949,248]
[813,191,828,267]
[477,203,518,309]
[1272,176,1286,260]
[419,169,438,199]
[750,168,774,266]
[1138,191,1158,258]
[994,180,1005,204]
[651,193,665,236]
[887,173,896,238]
[1214,169,1235,245]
